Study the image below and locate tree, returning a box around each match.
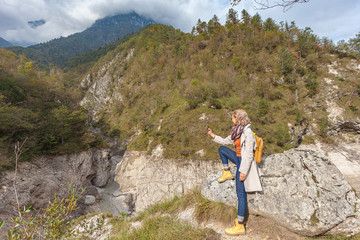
[192,19,208,36]
[241,9,251,26]
[348,32,360,55]
[251,13,262,30]
[208,15,222,35]
[296,27,317,58]
[264,17,278,31]
[226,8,240,25]
[231,0,310,11]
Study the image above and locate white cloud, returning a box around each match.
[0,0,359,46]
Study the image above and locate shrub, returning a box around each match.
[277,47,295,76]
[0,185,84,240]
[305,72,319,97]
[257,98,270,117]
[349,105,358,112]
[275,124,291,147]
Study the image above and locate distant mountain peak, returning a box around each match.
[91,12,155,28]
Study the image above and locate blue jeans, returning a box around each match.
[219,146,247,220]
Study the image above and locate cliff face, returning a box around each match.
[80,49,133,121]
[115,144,220,212]
[115,143,360,237]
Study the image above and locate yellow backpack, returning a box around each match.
[254,133,263,163]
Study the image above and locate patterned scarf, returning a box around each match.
[231,124,245,141]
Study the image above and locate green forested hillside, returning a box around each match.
[0,49,100,170]
[82,10,360,160]
[7,12,155,70]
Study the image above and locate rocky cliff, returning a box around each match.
[114,141,360,237]
[202,147,359,237]
[0,148,112,229]
[115,144,220,212]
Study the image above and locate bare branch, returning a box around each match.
[231,0,310,11]
[13,138,28,214]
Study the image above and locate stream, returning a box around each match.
[96,155,130,217]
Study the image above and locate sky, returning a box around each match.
[0,0,359,46]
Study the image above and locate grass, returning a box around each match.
[71,190,223,239]
[103,189,233,239]
[118,216,219,240]
[134,189,237,224]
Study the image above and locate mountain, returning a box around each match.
[0,37,12,47]
[7,12,155,69]
[79,18,360,160]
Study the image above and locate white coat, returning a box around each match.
[213,124,263,192]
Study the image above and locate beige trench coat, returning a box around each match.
[213,124,263,192]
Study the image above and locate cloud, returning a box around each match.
[0,0,359,46]
[232,0,360,42]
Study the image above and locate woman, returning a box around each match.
[207,109,262,236]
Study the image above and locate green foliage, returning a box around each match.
[349,105,358,112]
[277,47,295,77]
[257,98,270,117]
[317,118,333,143]
[275,124,291,148]
[305,72,319,97]
[0,49,95,170]
[296,27,317,58]
[348,32,360,55]
[0,185,83,240]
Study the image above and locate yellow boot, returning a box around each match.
[225,219,246,236]
[217,169,234,183]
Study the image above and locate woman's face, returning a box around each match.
[231,113,237,125]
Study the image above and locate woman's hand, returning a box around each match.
[239,172,246,182]
[207,126,215,139]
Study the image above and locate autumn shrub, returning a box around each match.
[0,185,84,240]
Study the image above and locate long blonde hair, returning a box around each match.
[233,109,251,125]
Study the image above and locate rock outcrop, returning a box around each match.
[80,49,134,121]
[0,148,111,226]
[115,145,220,212]
[201,148,360,236]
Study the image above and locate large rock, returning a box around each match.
[115,145,220,212]
[201,148,359,236]
[91,149,111,187]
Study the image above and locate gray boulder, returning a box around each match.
[91,149,111,187]
[201,148,358,236]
